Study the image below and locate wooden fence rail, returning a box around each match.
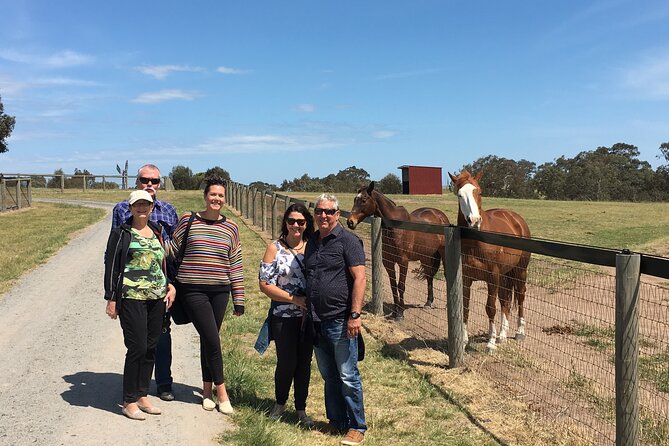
[0,177,32,212]
[226,180,669,446]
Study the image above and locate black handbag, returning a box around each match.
[169,212,196,325]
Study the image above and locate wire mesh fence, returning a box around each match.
[228,181,669,445]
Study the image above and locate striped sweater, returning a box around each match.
[170,214,244,308]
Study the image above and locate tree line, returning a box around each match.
[463,142,669,201]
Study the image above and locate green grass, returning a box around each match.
[211,206,499,446]
[31,187,669,253]
[0,202,105,296]
[571,321,615,353]
[288,191,669,252]
[639,350,669,394]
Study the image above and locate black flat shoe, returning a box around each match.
[159,391,175,401]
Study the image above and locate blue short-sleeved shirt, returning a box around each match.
[304,224,365,321]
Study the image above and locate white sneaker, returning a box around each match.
[268,403,286,420]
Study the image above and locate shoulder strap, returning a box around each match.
[175,212,197,271]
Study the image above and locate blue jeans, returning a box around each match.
[314,318,366,432]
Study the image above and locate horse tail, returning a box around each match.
[414,250,441,281]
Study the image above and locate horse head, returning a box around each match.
[449,170,483,230]
[347,181,377,229]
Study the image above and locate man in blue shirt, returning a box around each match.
[112,163,178,401]
[304,193,367,446]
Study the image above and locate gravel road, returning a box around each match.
[0,201,233,445]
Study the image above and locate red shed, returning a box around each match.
[398,165,442,195]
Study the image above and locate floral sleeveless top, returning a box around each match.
[123,230,167,301]
[258,240,305,318]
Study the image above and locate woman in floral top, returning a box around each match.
[258,203,315,427]
[104,190,176,421]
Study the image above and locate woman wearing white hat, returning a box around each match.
[104,190,176,420]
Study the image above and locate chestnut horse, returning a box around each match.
[347,181,450,320]
[448,170,531,352]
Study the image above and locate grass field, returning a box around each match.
[4,188,668,444]
[0,202,105,295]
[28,187,669,255]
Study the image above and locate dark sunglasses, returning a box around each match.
[314,208,338,216]
[139,177,161,185]
[286,218,306,226]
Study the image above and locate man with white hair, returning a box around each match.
[112,164,178,401]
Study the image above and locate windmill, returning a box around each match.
[116,160,129,189]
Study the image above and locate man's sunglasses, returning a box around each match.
[139,177,161,185]
[286,218,306,226]
[314,208,338,216]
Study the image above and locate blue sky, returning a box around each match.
[2,1,669,186]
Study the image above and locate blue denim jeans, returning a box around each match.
[154,316,173,392]
[314,318,366,432]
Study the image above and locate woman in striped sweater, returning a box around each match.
[169,177,244,415]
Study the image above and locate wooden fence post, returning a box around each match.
[445,226,464,368]
[102,176,106,191]
[261,191,267,232]
[1,179,6,212]
[271,194,278,240]
[60,174,65,192]
[370,216,384,315]
[16,179,21,209]
[615,251,640,446]
[82,175,87,192]
[252,189,257,225]
[26,178,32,206]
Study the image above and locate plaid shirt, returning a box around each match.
[112,197,178,242]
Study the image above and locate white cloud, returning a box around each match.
[45,50,93,67]
[131,89,199,104]
[136,64,205,80]
[0,76,29,96]
[216,66,249,75]
[36,77,101,87]
[622,52,669,99]
[295,103,315,113]
[372,130,396,139]
[0,49,93,67]
[376,68,445,80]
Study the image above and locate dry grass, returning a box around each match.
[363,315,596,446]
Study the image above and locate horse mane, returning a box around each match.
[371,189,397,207]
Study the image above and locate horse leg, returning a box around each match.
[423,250,441,308]
[425,276,434,308]
[514,263,529,341]
[497,274,513,344]
[462,276,472,346]
[382,257,400,319]
[485,278,499,352]
[396,260,408,320]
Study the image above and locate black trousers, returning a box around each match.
[119,299,165,404]
[180,285,229,385]
[271,315,314,410]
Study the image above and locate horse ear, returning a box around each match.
[448,172,457,182]
[367,181,375,193]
